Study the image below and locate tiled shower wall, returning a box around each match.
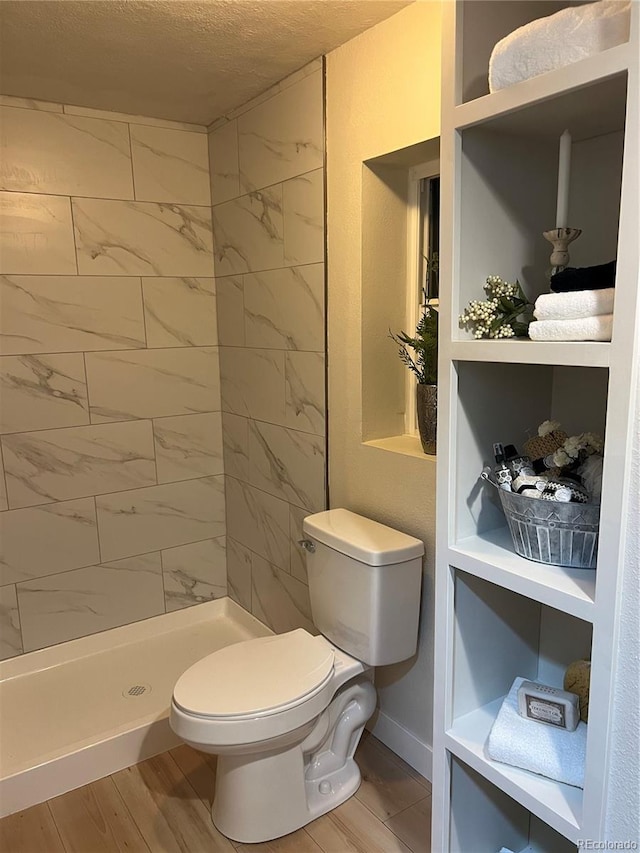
[208,60,327,633]
[0,97,225,659]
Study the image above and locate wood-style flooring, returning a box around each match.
[0,732,432,853]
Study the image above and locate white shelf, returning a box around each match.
[455,42,630,139]
[449,527,596,622]
[450,339,610,369]
[433,1,639,847]
[445,697,583,844]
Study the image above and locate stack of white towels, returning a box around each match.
[489,0,631,93]
[528,288,614,342]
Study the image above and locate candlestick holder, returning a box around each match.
[543,227,582,276]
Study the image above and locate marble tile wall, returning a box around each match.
[210,60,326,636]
[0,97,225,659]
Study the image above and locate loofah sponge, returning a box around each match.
[564,659,591,723]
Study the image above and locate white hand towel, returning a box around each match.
[487,677,587,788]
[489,1,631,93]
[529,314,613,342]
[534,288,615,321]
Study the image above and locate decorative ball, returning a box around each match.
[523,430,567,464]
[564,659,590,723]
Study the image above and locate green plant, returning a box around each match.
[390,286,439,386]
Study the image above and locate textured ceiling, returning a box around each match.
[0,0,412,126]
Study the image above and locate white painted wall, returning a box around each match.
[326,1,442,777]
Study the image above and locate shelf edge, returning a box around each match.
[449,340,611,368]
[448,543,596,623]
[444,731,582,844]
[454,42,631,131]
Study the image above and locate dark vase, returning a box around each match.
[417,383,437,455]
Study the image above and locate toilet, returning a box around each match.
[169,508,424,843]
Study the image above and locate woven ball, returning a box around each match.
[523,430,568,462]
[564,659,590,723]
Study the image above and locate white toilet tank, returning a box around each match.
[302,509,424,666]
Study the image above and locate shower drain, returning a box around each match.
[122,683,152,698]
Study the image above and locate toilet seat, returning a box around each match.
[170,630,340,746]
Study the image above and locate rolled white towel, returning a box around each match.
[489,1,631,93]
[487,677,587,788]
[534,288,615,321]
[529,314,613,342]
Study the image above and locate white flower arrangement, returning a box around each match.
[553,432,604,469]
[459,276,534,340]
[538,419,561,437]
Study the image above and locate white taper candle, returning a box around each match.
[556,129,572,228]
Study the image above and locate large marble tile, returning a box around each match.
[130,125,210,205]
[17,554,165,652]
[225,59,322,124]
[289,504,309,584]
[215,276,244,346]
[2,420,157,508]
[0,275,146,354]
[161,537,226,612]
[244,264,324,351]
[219,347,285,425]
[0,584,23,660]
[0,94,62,112]
[63,104,206,133]
[248,421,326,513]
[225,476,289,572]
[73,198,214,277]
[287,350,327,436]
[96,476,225,562]
[142,277,217,347]
[153,412,223,483]
[226,536,252,611]
[0,354,89,434]
[0,107,134,198]
[285,352,325,436]
[208,121,240,205]
[0,498,100,585]
[238,71,323,191]
[212,186,283,276]
[85,347,220,422]
[251,555,314,634]
[221,413,249,482]
[0,452,7,510]
[283,169,324,267]
[0,192,76,274]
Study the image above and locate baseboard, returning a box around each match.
[368,710,433,782]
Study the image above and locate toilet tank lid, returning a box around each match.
[303,509,424,566]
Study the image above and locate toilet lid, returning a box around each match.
[172,629,335,719]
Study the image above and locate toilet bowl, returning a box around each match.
[170,508,424,843]
[170,629,377,842]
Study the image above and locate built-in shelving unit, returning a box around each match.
[432,1,639,849]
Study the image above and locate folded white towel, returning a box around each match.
[529,314,613,342]
[534,288,615,321]
[487,677,587,788]
[489,1,631,93]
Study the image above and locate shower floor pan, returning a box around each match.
[0,597,270,817]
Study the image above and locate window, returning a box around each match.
[405,162,440,435]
